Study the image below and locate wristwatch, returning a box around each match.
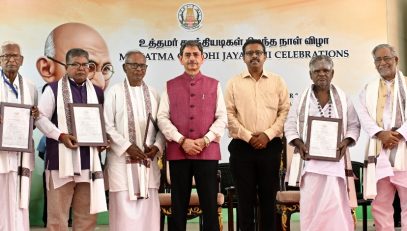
[204,136,210,147]
[179,136,186,146]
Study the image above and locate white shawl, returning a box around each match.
[56,76,107,213]
[288,84,357,207]
[364,71,407,199]
[123,78,151,200]
[0,73,33,209]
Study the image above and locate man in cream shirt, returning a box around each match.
[225,39,290,231]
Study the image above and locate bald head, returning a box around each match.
[46,23,108,59]
[37,22,112,90]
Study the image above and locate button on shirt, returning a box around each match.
[225,70,290,142]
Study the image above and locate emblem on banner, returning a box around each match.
[177,3,203,31]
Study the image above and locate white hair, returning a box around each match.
[123,50,146,62]
[44,32,55,57]
[1,41,21,54]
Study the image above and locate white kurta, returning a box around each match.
[285,89,360,179]
[0,73,37,231]
[157,82,226,143]
[35,84,90,190]
[284,88,360,231]
[357,78,407,230]
[358,80,407,188]
[104,81,165,231]
[104,82,165,191]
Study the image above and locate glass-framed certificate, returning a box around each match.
[305,116,342,162]
[0,103,33,152]
[69,103,107,146]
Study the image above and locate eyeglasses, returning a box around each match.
[66,62,96,70]
[47,56,114,81]
[374,56,395,64]
[47,56,66,67]
[244,50,265,56]
[100,64,114,80]
[125,62,148,70]
[88,63,115,81]
[182,52,201,59]
[0,54,23,61]
[312,68,332,75]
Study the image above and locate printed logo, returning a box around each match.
[177,3,203,31]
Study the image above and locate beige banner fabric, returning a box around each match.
[0,0,399,225]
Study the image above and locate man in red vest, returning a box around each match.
[157,40,227,231]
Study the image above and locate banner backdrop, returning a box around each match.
[0,0,396,226]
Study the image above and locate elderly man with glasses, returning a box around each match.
[104,50,165,231]
[357,44,407,230]
[35,22,114,227]
[35,48,107,231]
[0,41,38,231]
[36,22,114,90]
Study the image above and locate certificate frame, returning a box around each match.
[69,103,107,146]
[0,102,33,152]
[305,116,342,162]
[143,113,152,149]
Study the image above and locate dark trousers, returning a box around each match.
[168,159,219,231]
[394,192,401,227]
[229,138,282,231]
[42,171,47,226]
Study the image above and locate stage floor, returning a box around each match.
[31,220,399,231]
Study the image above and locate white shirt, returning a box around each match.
[285,88,360,179]
[357,79,407,187]
[104,82,165,191]
[35,85,90,189]
[0,73,37,173]
[157,82,227,143]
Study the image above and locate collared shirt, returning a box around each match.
[158,76,227,143]
[1,72,20,102]
[1,70,19,100]
[225,70,290,142]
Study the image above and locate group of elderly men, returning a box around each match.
[0,32,406,231]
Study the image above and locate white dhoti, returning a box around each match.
[300,172,354,231]
[109,189,160,231]
[0,172,29,231]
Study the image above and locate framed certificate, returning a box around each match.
[69,103,107,146]
[0,103,33,152]
[143,113,152,149]
[305,116,342,162]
